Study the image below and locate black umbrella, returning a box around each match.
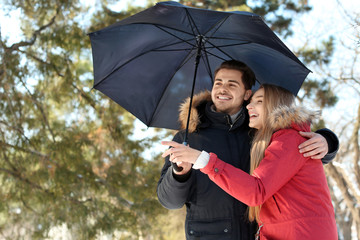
[89,0,310,144]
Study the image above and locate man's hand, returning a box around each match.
[298,132,328,159]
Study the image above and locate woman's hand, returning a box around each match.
[161,141,201,165]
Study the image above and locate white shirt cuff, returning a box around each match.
[192,151,210,169]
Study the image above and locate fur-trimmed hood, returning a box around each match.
[178,91,318,133]
[268,106,319,132]
[179,91,212,132]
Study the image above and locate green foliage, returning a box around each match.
[311,118,326,132]
[297,36,338,108]
[0,0,166,239]
[300,36,335,66]
[179,0,247,10]
[249,0,312,37]
[301,79,338,108]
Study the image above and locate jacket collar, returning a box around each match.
[268,106,318,132]
[178,91,248,132]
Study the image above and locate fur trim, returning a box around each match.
[179,91,212,132]
[269,106,319,130]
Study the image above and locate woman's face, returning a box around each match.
[246,88,265,129]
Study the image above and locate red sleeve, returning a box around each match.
[200,129,307,206]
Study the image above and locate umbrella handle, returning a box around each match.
[171,162,183,172]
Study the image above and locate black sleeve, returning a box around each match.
[156,131,194,209]
[316,128,339,165]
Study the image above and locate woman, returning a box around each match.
[162,84,337,239]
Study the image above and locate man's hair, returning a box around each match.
[213,60,256,90]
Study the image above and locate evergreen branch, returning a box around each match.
[1,140,93,206]
[17,50,98,114]
[20,195,39,214]
[18,49,65,77]
[1,142,21,173]
[71,82,98,110]
[17,77,56,143]
[0,140,59,167]
[6,7,61,52]
[0,120,33,146]
[0,166,43,191]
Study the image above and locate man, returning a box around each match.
[157,60,338,239]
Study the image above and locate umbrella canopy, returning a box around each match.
[89,1,310,131]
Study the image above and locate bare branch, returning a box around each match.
[325,163,360,224]
[352,104,360,184]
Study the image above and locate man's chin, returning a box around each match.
[215,107,231,115]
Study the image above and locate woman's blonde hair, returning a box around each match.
[248,84,295,223]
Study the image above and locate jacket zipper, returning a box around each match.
[273,196,282,213]
[226,115,233,130]
[255,224,263,240]
[227,113,242,131]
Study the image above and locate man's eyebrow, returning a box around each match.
[214,79,240,84]
[228,80,240,84]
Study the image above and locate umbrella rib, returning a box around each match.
[185,8,201,36]
[177,11,241,82]
[206,41,252,49]
[194,12,251,62]
[154,25,198,48]
[93,38,198,89]
[199,41,253,61]
[129,22,197,37]
[147,47,198,126]
[203,14,230,37]
[94,39,252,89]
[200,42,214,85]
[151,38,196,51]
[202,50,228,61]
[203,40,254,60]
[152,48,195,51]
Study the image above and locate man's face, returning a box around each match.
[211,68,252,116]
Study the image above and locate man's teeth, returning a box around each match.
[218,96,230,100]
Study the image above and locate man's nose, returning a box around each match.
[219,88,227,93]
[219,84,229,92]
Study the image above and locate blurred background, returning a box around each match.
[0,0,359,239]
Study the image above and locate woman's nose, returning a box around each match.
[246,103,252,110]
